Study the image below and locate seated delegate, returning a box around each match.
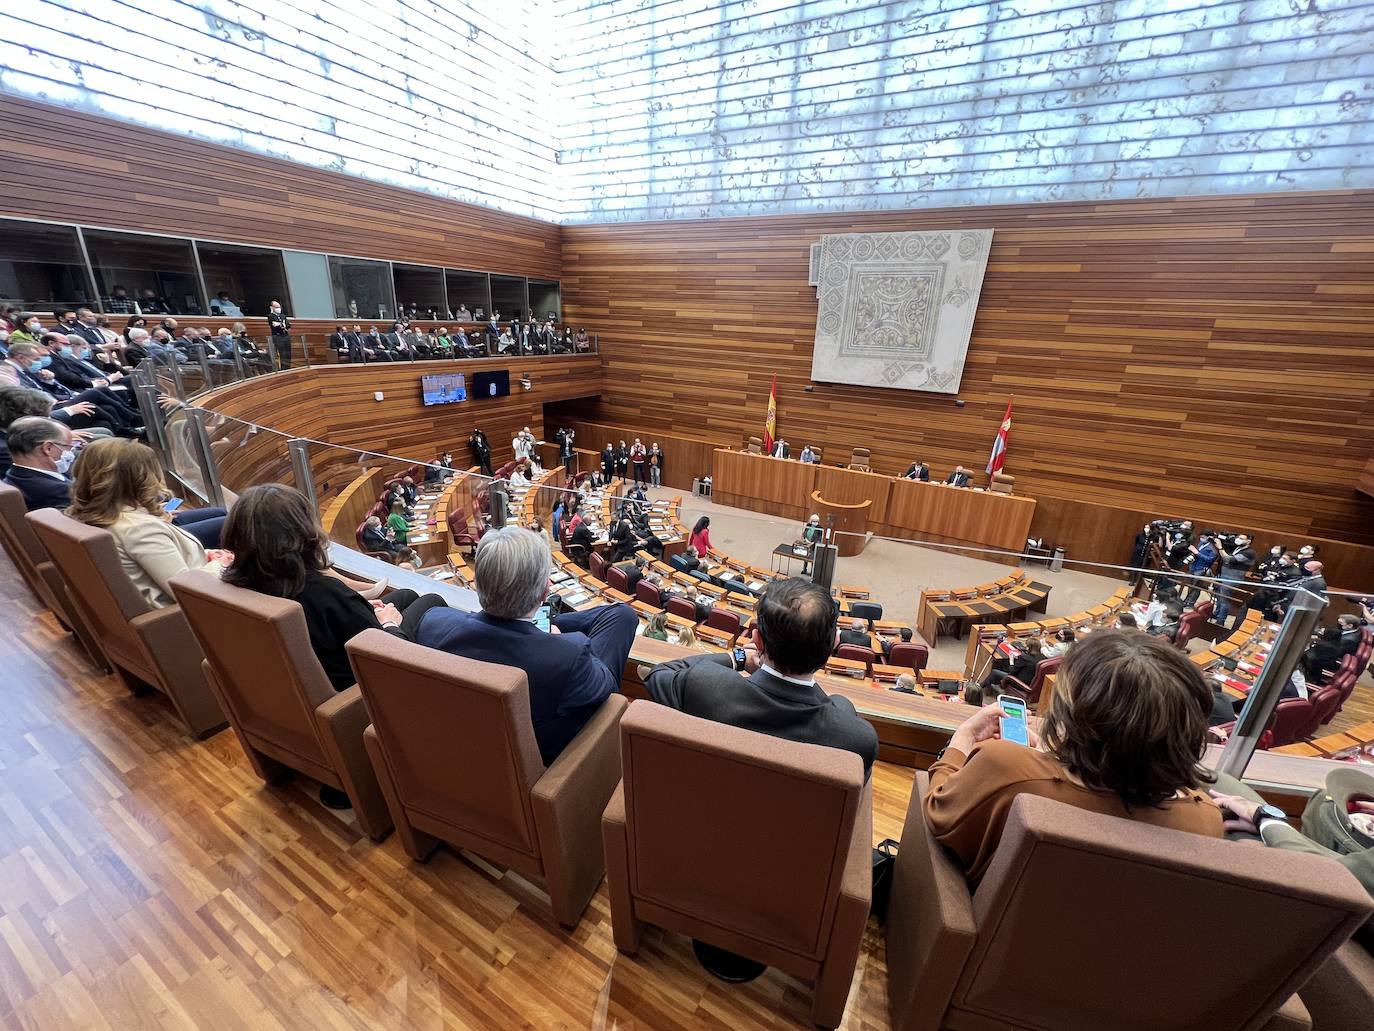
[220,484,448,692]
[65,438,230,609]
[645,577,878,778]
[416,526,638,765]
[925,629,1223,882]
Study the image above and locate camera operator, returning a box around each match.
[1212,534,1255,628]
[1181,532,1220,606]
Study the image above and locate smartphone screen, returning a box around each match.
[998,695,1030,746]
[733,646,747,667]
[534,605,551,633]
[162,497,183,513]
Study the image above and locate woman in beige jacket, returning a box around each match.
[65,438,228,608]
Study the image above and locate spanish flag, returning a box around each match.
[763,374,778,453]
[986,398,1012,474]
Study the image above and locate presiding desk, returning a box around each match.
[711,449,1035,557]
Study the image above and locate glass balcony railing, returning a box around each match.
[125,353,1351,790]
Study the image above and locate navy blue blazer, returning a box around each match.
[416,605,633,765]
[3,466,71,511]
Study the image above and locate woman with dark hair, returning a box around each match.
[689,515,712,556]
[221,483,447,691]
[121,315,147,344]
[925,630,1223,882]
[981,637,1044,693]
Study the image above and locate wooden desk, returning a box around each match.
[711,448,1035,556]
[917,577,1051,644]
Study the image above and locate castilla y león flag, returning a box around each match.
[763,375,778,453]
[986,399,1013,474]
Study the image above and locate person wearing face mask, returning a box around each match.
[8,314,45,346]
[267,299,292,369]
[2,416,79,510]
[0,342,137,435]
[41,333,126,395]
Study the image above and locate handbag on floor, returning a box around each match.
[871,838,899,923]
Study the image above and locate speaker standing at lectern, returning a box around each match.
[796,513,822,574]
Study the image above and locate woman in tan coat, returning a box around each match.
[66,439,228,608]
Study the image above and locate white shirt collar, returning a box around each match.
[760,663,816,688]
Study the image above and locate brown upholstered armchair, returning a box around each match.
[849,447,871,471]
[989,470,1015,493]
[346,629,626,927]
[0,482,105,669]
[169,570,393,840]
[27,509,225,738]
[602,701,870,1029]
[885,774,1372,1031]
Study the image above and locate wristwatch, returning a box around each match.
[1253,803,1287,831]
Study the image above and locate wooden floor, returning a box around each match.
[0,550,913,1030]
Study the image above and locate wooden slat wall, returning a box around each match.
[0,94,560,277]
[197,358,602,488]
[558,191,1374,575]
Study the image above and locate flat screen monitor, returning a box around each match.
[471,370,510,398]
[421,371,467,406]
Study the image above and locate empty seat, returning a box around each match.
[666,596,698,622]
[602,701,870,1028]
[885,775,1372,1031]
[1270,697,1314,747]
[989,471,1015,494]
[835,643,876,674]
[0,481,105,669]
[849,600,883,622]
[705,607,742,637]
[589,551,608,582]
[634,579,663,607]
[170,570,393,840]
[27,509,225,738]
[348,630,626,927]
[849,447,871,472]
[887,642,929,674]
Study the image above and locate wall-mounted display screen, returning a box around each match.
[471,370,510,398]
[421,371,467,406]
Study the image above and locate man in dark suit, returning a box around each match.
[267,299,292,369]
[417,527,638,765]
[771,439,790,459]
[945,465,971,487]
[1338,614,1364,656]
[837,617,873,651]
[66,309,107,350]
[328,325,350,361]
[469,428,493,477]
[2,417,75,510]
[644,577,879,778]
[609,517,637,561]
[383,322,411,360]
[600,443,615,481]
[2,343,138,435]
[903,460,930,481]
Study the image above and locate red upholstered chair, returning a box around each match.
[1304,685,1343,737]
[1003,656,1063,706]
[887,642,929,674]
[706,607,742,637]
[446,510,479,552]
[1193,599,1214,622]
[1210,721,1274,751]
[1270,698,1314,747]
[1173,609,1208,649]
[666,596,698,622]
[602,702,870,1028]
[635,580,663,608]
[885,777,1371,1031]
[835,644,876,675]
[589,551,608,582]
[605,564,630,593]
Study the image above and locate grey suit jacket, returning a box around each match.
[645,653,878,777]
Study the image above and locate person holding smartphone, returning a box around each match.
[924,630,1224,883]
